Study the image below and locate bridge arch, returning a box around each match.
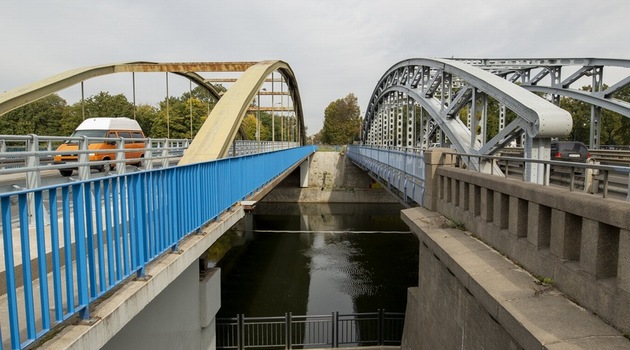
[180,60,306,163]
[0,62,228,116]
[0,60,307,162]
[362,58,573,181]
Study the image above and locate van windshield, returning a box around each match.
[65,130,108,144]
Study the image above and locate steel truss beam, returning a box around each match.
[454,58,630,148]
[363,58,572,183]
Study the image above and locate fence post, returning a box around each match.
[78,136,90,180]
[378,309,384,345]
[238,314,244,350]
[26,134,42,224]
[144,138,154,170]
[116,138,126,175]
[285,312,292,349]
[161,140,170,169]
[332,311,338,348]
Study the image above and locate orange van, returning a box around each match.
[53,117,146,176]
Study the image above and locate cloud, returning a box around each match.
[2,0,630,134]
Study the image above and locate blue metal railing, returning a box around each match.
[347,145,424,205]
[0,145,316,350]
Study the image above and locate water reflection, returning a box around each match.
[214,203,418,318]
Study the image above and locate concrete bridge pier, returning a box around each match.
[300,154,312,188]
[102,265,221,350]
[42,208,245,350]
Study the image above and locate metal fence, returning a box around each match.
[0,134,301,193]
[347,145,424,206]
[228,140,300,156]
[451,151,630,201]
[216,310,405,349]
[348,145,630,204]
[0,145,316,350]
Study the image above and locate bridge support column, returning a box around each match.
[299,155,311,188]
[422,149,456,211]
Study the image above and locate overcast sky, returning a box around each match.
[2,0,629,135]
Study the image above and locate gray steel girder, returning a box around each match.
[363,58,573,183]
[455,58,630,118]
[364,59,571,148]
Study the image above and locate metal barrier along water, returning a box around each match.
[347,145,425,206]
[216,310,405,349]
[0,145,316,350]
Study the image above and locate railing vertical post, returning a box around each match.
[238,314,244,350]
[378,309,384,345]
[116,138,126,175]
[144,138,154,170]
[332,311,338,348]
[73,183,90,320]
[26,134,41,189]
[78,136,90,180]
[161,140,170,169]
[26,134,41,224]
[285,312,292,349]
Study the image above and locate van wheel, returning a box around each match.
[101,159,114,173]
[59,169,73,177]
[134,154,144,167]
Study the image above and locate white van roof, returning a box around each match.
[75,117,142,131]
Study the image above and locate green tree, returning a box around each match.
[134,104,159,137]
[560,85,629,146]
[240,114,271,140]
[80,91,135,119]
[0,94,67,135]
[151,96,208,139]
[321,93,361,144]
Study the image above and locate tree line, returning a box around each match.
[2,85,627,146]
[0,85,297,141]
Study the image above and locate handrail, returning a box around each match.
[0,145,316,349]
[0,135,301,193]
[348,145,630,205]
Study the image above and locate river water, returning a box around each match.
[211,202,419,318]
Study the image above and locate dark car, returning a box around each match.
[550,141,590,162]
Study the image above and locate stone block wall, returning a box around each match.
[424,150,630,335]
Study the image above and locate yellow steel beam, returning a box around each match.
[0,61,261,116]
[179,60,305,163]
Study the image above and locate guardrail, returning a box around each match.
[347,145,424,206]
[228,140,300,156]
[0,135,301,193]
[0,145,317,350]
[216,310,405,349]
[453,152,630,201]
[348,145,630,204]
[0,134,190,183]
[499,147,630,166]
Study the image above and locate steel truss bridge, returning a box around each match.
[361,58,630,184]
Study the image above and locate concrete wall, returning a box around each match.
[262,151,398,203]
[403,148,630,348]
[102,266,221,350]
[401,207,629,349]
